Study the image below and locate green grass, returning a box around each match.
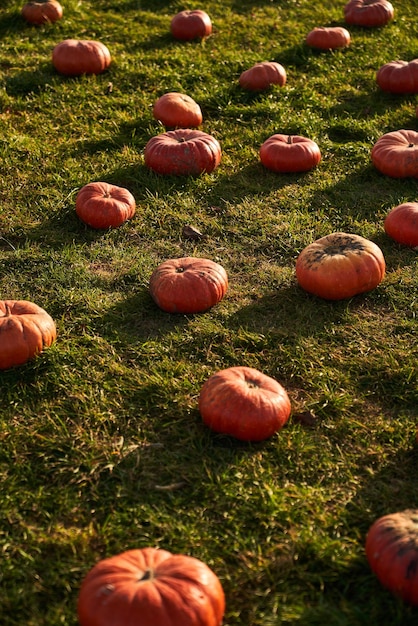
[0,0,417,624]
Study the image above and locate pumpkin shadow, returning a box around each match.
[4,66,56,97]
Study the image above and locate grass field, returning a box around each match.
[0,0,417,624]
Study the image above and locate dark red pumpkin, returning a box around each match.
[305,27,351,50]
[344,0,394,27]
[144,129,221,176]
[296,232,386,300]
[0,300,56,369]
[170,10,212,41]
[260,134,321,173]
[366,510,418,606]
[52,39,111,76]
[384,202,418,248]
[376,59,418,94]
[239,61,287,91]
[199,366,291,442]
[149,257,228,314]
[153,92,203,129]
[21,0,63,24]
[371,129,418,178]
[77,547,225,626]
[75,182,136,229]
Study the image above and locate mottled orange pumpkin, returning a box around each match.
[199,366,291,442]
[0,300,56,369]
[77,547,225,626]
[296,232,386,300]
[366,510,418,606]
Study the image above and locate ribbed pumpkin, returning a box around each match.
[384,202,418,248]
[371,130,418,178]
[77,547,225,626]
[260,134,321,173]
[305,27,351,50]
[376,59,418,94]
[21,0,63,24]
[199,366,291,442]
[344,0,394,27]
[366,510,418,606]
[296,232,386,300]
[144,129,221,176]
[239,61,287,91]
[75,182,136,229]
[153,92,203,128]
[52,39,111,76]
[0,300,56,369]
[149,257,228,314]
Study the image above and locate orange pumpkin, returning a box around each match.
[144,129,221,176]
[170,10,212,41]
[371,129,418,178]
[384,202,418,248]
[153,92,203,128]
[239,61,287,91]
[52,39,111,76]
[149,257,228,314]
[366,510,418,606]
[305,27,351,50]
[21,0,63,24]
[344,0,394,27]
[199,366,291,442]
[296,232,386,300]
[77,547,226,626]
[376,59,418,94]
[0,300,56,369]
[260,134,321,173]
[75,182,136,229]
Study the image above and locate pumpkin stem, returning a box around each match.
[4,303,11,317]
[408,143,414,149]
[176,266,185,273]
[139,567,154,582]
[287,135,293,145]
